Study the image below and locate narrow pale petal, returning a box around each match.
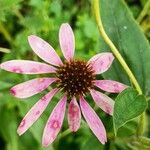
[93,80,128,93]
[68,97,81,132]
[42,95,67,147]
[0,60,56,74]
[79,96,107,144]
[88,52,114,74]
[28,35,62,66]
[17,88,59,136]
[90,90,114,115]
[59,23,75,61]
[11,78,58,98]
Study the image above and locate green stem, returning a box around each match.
[137,136,150,146]
[137,0,150,23]
[0,22,12,43]
[136,112,145,136]
[93,0,142,95]
[13,9,24,21]
[59,129,71,139]
[0,47,10,53]
[92,0,144,136]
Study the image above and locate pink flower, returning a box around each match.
[0,23,127,147]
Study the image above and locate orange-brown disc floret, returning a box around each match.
[56,60,95,97]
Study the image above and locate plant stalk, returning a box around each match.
[137,0,150,23]
[92,0,145,136]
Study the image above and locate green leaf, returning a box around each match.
[117,120,137,137]
[113,88,147,134]
[99,0,150,96]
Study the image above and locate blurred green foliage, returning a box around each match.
[0,0,150,150]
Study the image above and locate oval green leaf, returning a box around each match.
[113,88,147,135]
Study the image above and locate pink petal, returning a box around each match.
[0,60,56,74]
[93,80,128,93]
[88,52,114,74]
[90,90,114,115]
[42,95,67,147]
[17,88,59,136]
[59,23,75,61]
[28,35,62,66]
[79,96,107,144]
[11,78,58,98]
[68,97,81,132]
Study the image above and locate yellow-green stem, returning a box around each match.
[0,47,10,53]
[59,129,71,139]
[137,135,150,146]
[93,0,142,95]
[93,0,144,136]
[136,112,145,136]
[137,0,150,23]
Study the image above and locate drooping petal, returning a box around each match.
[90,89,114,115]
[0,60,56,74]
[11,78,58,98]
[59,23,75,61]
[42,95,67,147]
[28,35,62,66]
[93,80,128,93]
[17,88,59,136]
[68,97,81,132]
[79,96,107,144]
[88,52,114,74]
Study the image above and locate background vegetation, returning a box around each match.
[0,0,150,150]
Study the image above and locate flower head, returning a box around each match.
[0,23,127,147]
[56,60,95,97]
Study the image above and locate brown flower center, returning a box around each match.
[56,60,95,97]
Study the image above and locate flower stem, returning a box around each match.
[59,129,71,139]
[136,112,145,136]
[137,0,150,23]
[92,0,144,136]
[0,47,10,53]
[92,0,142,95]
[137,136,150,146]
[0,22,12,43]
